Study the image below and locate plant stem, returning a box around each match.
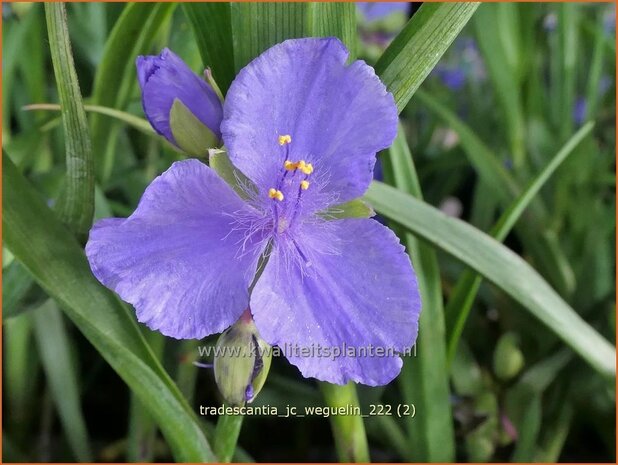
[319,382,370,463]
[214,413,244,463]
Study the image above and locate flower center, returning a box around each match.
[267,134,314,235]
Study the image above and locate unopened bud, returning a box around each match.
[214,310,272,405]
[493,332,524,381]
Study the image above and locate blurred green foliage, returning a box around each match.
[3,2,616,463]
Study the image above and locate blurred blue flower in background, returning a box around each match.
[357,2,410,52]
[357,2,409,22]
[573,97,587,126]
[433,37,486,90]
[435,67,467,91]
[603,4,615,35]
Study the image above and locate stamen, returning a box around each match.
[268,188,284,201]
[300,180,310,190]
[298,161,313,175]
[284,160,297,171]
[278,134,292,146]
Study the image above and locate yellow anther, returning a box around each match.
[300,162,314,175]
[268,188,284,201]
[284,160,298,171]
[278,134,292,146]
[300,180,310,190]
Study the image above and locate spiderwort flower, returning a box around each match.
[136,48,223,152]
[87,38,421,386]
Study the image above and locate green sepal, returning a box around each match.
[169,98,219,156]
[204,68,225,103]
[209,148,256,200]
[319,199,375,220]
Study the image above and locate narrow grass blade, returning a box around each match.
[365,416,411,461]
[375,2,479,112]
[183,3,236,94]
[319,382,370,463]
[90,3,176,182]
[308,2,358,59]
[504,350,572,462]
[230,3,309,71]
[583,16,606,122]
[4,313,39,445]
[558,4,578,139]
[445,122,595,365]
[382,125,454,461]
[127,331,165,462]
[175,339,200,403]
[535,403,573,462]
[45,3,94,238]
[415,88,576,296]
[364,181,616,379]
[32,299,93,461]
[472,4,526,168]
[24,104,156,136]
[3,153,216,462]
[3,261,34,320]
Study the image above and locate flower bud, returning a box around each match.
[214,311,272,406]
[136,48,223,155]
[493,332,524,381]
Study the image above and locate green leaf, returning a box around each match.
[170,99,220,156]
[231,3,309,71]
[4,312,39,443]
[535,402,573,462]
[45,3,94,238]
[364,180,616,379]
[375,2,479,112]
[473,4,526,167]
[186,2,359,96]
[183,3,236,94]
[2,261,34,320]
[90,3,176,182]
[3,152,216,462]
[126,331,165,462]
[32,300,93,461]
[503,347,572,459]
[557,4,578,139]
[382,125,455,461]
[308,2,358,59]
[415,88,576,296]
[445,122,595,365]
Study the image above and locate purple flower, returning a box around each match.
[603,4,615,35]
[136,48,223,146]
[573,96,587,126]
[435,66,467,90]
[357,2,409,22]
[87,38,420,386]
